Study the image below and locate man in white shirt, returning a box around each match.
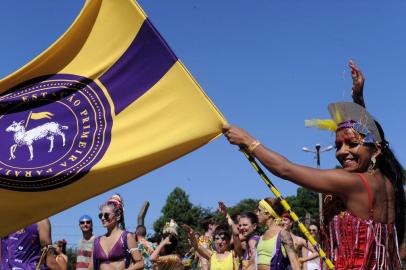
[75,215,95,270]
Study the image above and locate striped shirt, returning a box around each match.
[76,236,95,270]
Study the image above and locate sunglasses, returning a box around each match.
[98,212,111,221]
[80,220,92,225]
[214,235,228,241]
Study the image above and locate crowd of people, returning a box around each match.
[0,60,404,270]
[0,195,325,270]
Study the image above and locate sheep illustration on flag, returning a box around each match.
[6,119,68,161]
[0,0,226,236]
[4,110,68,161]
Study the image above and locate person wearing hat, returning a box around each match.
[223,61,404,269]
[150,219,183,270]
[76,214,95,270]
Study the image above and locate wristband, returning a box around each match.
[248,140,261,154]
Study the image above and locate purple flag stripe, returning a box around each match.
[99,19,178,115]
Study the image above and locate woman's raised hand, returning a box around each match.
[349,60,365,103]
[222,125,256,148]
[218,201,228,217]
[182,224,194,236]
[161,236,172,246]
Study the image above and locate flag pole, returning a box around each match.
[240,149,335,270]
[25,111,32,128]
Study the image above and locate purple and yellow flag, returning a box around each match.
[0,0,226,236]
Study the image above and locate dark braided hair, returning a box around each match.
[374,121,405,244]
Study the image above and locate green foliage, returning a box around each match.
[212,198,259,226]
[227,198,258,217]
[153,188,260,255]
[403,170,406,184]
[153,187,321,254]
[285,187,319,225]
[66,247,77,270]
[153,187,210,255]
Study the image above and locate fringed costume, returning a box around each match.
[306,102,403,269]
[328,174,401,269]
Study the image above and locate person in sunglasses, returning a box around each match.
[76,215,95,270]
[183,222,242,270]
[217,202,257,270]
[300,224,321,270]
[89,194,144,270]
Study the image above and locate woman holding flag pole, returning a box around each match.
[223,61,404,269]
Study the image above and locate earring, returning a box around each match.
[369,156,376,171]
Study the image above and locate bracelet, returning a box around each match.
[128,248,139,253]
[247,140,261,154]
[45,245,55,250]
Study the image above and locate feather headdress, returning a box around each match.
[163,219,178,235]
[305,102,381,143]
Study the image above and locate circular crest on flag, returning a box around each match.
[0,74,112,191]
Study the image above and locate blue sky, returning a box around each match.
[1,1,405,247]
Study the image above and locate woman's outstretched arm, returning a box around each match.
[222,125,365,199]
[182,224,212,260]
[150,236,170,262]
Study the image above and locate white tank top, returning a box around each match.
[305,250,320,270]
